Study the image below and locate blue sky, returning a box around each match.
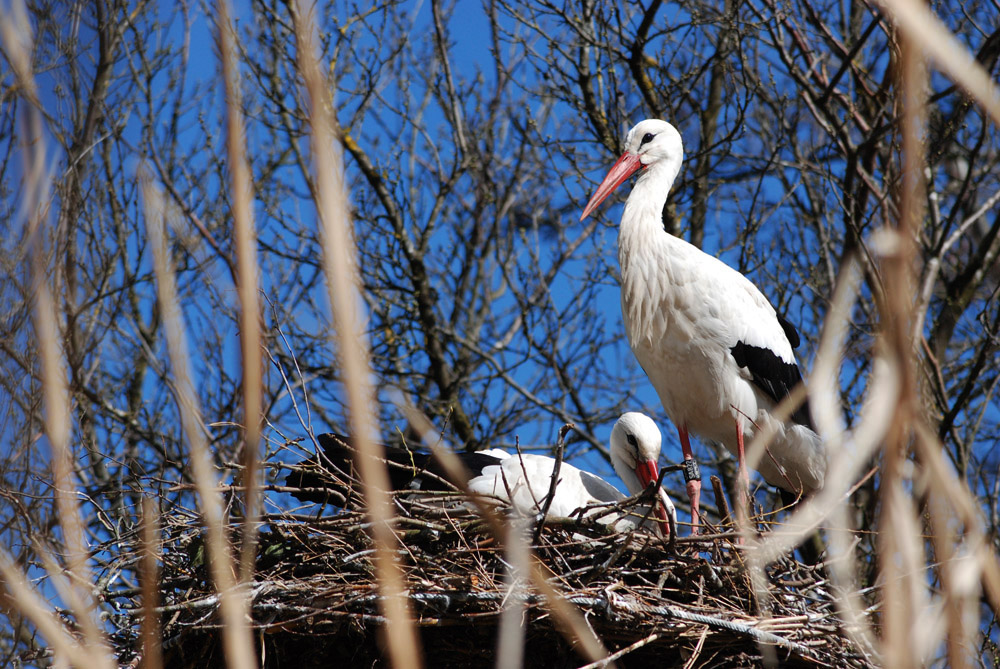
[12,0,995,532]
[5,1,999,663]
[131,0,842,494]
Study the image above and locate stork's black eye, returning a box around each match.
[626,433,638,448]
[640,132,656,146]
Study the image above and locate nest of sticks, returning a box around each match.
[106,452,878,668]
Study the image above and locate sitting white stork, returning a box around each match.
[580,119,826,532]
[287,412,676,536]
[468,412,676,535]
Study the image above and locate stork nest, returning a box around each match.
[104,465,878,668]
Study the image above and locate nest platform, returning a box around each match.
[104,476,877,668]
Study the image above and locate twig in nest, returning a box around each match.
[534,423,574,543]
[576,631,660,669]
[712,475,731,525]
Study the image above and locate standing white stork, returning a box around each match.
[287,412,676,536]
[580,119,826,530]
[468,412,676,535]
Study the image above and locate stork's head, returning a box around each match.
[610,411,662,474]
[610,412,676,534]
[580,119,684,221]
[625,119,683,167]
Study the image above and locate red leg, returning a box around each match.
[734,418,750,513]
[730,419,752,545]
[736,418,750,499]
[678,426,701,534]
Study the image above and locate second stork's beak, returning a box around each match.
[634,458,671,531]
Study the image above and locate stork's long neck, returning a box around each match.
[617,159,682,272]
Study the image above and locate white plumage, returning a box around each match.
[467,412,676,535]
[581,119,827,527]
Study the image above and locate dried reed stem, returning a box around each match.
[752,257,868,566]
[877,28,926,669]
[804,255,881,658]
[871,6,1000,658]
[217,0,264,586]
[0,551,99,668]
[495,516,530,669]
[875,0,1000,125]
[140,176,257,669]
[289,3,422,666]
[140,497,164,669]
[1,4,114,666]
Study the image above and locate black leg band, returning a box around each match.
[683,459,701,483]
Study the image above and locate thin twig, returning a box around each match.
[576,632,660,669]
[534,423,574,542]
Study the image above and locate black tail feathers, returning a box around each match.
[284,434,500,506]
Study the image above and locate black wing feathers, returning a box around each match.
[776,311,801,348]
[730,335,814,429]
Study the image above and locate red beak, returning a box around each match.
[580,152,644,221]
[634,459,670,528]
